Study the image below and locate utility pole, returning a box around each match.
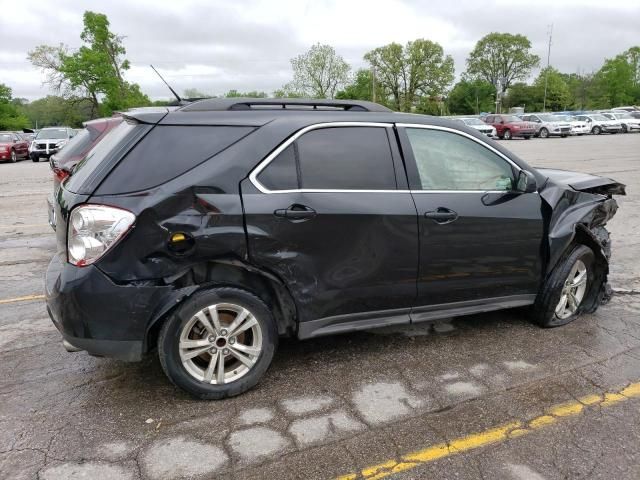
[542,24,553,112]
[371,65,376,103]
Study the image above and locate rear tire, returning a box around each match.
[532,245,595,328]
[621,124,628,133]
[31,155,39,162]
[503,129,512,140]
[158,287,278,399]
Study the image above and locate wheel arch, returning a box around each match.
[144,260,297,353]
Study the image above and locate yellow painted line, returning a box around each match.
[0,294,46,305]
[334,381,640,480]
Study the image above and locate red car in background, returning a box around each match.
[47,116,122,229]
[483,114,536,140]
[0,131,30,162]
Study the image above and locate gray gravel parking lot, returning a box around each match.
[1,134,639,480]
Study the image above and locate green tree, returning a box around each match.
[447,79,496,114]
[503,82,540,112]
[0,84,30,130]
[28,11,149,117]
[184,88,212,99]
[535,67,571,111]
[364,39,454,112]
[224,90,268,98]
[593,47,640,107]
[335,69,372,100]
[18,96,93,128]
[284,43,351,98]
[466,33,540,94]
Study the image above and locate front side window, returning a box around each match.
[405,128,515,191]
[256,126,397,191]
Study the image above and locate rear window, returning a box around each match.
[96,125,254,194]
[53,128,93,163]
[65,122,139,194]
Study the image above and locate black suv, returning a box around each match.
[45,98,625,399]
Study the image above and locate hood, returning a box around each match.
[538,167,626,196]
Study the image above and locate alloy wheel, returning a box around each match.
[10,150,17,162]
[555,259,588,320]
[540,128,549,138]
[178,303,263,385]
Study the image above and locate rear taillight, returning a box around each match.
[67,205,135,266]
[53,167,69,182]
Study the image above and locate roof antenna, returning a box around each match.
[150,64,184,104]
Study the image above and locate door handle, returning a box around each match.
[425,208,458,224]
[274,204,317,221]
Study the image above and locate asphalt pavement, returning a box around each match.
[1,133,639,480]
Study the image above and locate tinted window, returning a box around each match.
[296,127,396,190]
[99,125,254,193]
[257,144,298,190]
[406,128,515,191]
[485,116,494,123]
[66,122,139,193]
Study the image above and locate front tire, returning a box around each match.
[158,287,278,399]
[10,150,17,163]
[592,126,602,135]
[532,245,595,328]
[539,127,549,138]
[621,124,628,133]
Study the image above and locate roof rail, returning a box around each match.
[179,97,392,113]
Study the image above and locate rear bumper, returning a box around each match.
[45,253,173,361]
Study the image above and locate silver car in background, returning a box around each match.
[601,112,640,133]
[521,113,572,138]
[450,117,496,137]
[576,114,623,135]
[556,115,589,136]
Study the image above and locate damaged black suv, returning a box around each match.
[45,98,625,399]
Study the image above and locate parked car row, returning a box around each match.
[445,106,640,140]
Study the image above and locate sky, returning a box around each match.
[0,0,638,101]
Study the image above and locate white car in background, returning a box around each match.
[556,115,589,135]
[450,117,496,137]
[601,112,640,133]
[520,113,572,138]
[575,114,623,135]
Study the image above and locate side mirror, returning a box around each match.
[500,120,505,124]
[516,170,537,193]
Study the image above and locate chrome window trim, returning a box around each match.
[248,121,525,195]
[249,122,394,194]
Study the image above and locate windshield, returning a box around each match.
[539,114,560,122]
[36,128,68,140]
[502,115,522,122]
[463,118,485,126]
[0,134,13,142]
[590,114,608,121]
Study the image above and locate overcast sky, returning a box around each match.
[1,0,638,100]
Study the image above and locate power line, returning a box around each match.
[542,23,553,112]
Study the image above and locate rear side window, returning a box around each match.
[98,126,254,194]
[255,126,396,191]
[297,127,396,190]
